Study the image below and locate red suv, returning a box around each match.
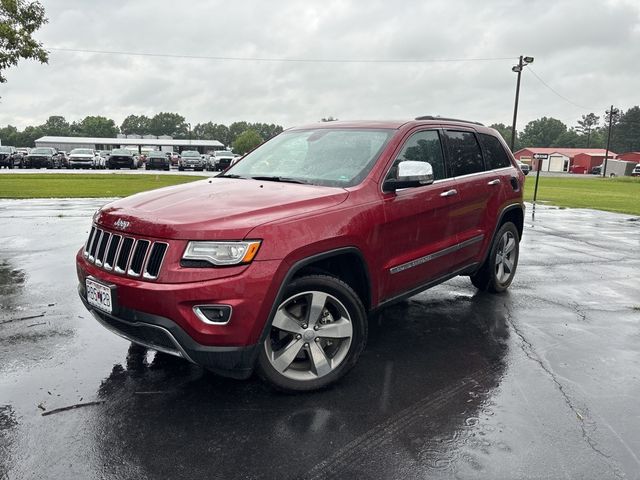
[77,117,524,391]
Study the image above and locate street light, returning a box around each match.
[510,55,534,152]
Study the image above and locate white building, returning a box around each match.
[34,135,224,153]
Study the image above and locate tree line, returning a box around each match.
[0,112,284,151]
[490,105,640,153]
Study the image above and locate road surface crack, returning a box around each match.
[504,305,624,479]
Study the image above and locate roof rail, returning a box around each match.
[415,116,484,126]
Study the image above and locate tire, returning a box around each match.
[256,274,367,392]
[470,222,520,293]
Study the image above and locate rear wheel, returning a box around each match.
[257,275,367,392]
[471,222,520,293]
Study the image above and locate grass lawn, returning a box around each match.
[523,175,640,216]
[0,174,206,198]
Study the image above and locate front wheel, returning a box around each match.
[470,222,520,293]
[256,275,367,392]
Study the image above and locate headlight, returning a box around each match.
[182,240,261,266]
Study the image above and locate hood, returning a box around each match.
[94,178,349,240]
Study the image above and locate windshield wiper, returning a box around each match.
[217,173,246,179]
[250,176,309,184]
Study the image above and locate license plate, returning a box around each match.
[86,278,113,313]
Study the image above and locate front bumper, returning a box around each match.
[76,251,286,376]
[78,290,258,378]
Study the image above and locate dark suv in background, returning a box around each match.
[0,146,20,168]
[77,117,524,391]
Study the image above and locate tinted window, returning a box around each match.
[445,130,484,176]
[479,133,511,170]
[388,130,446,181]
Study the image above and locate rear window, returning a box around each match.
[445,131,484,176]
[479,133,511,170]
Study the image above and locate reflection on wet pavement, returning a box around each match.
[0,200,639,479]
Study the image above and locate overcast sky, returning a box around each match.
[1,0,639,132]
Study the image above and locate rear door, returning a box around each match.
[378,128,464,300]
[442,129,495,266]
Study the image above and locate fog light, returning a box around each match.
[193,305,232,325]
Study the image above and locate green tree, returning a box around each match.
[73,116,119,137]
[16,124,43,146]
[488,123,513,143]
[41,115,70,136]
[518,117,567,147]
[232,129,262,155]
[0,124,19,145]
[229,121,249,145]
[120,114,151,135]
[148,112,188,138]
[250,123,283,141]
[552,128,582,148]
[575,113,600,147]
[0,0,48,83]
[613,106,640,153]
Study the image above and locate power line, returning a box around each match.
[526,65,600,112]
[48,46,517,65]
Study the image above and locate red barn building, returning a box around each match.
[617,152,640,162]
[513,148,617,173]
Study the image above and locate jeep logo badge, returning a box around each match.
[114,218,130,230]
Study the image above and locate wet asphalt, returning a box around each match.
[1,199,639,480]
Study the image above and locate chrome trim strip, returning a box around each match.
[389,234,484,274]
[193,305,233,325]
[142,242,169,280]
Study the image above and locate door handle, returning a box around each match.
[487,179,501,186]
[439,189,458,197]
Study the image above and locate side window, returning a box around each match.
[479,133,511,170]
[388,130,446,181]
[445,130,484,176]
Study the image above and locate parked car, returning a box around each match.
[76,117,525,392]
[146,151,171,171]
[632,164,640,177]
[591,165,602,175]
[107,149,138,169]
[209,150,235,171]
[69,148,98,169]
[516,161,530,175]
[178,150,205,171]
[25,147,61,168]
[57,151,70,169]
[0,146,19,169]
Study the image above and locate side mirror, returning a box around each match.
[383,160,434,191]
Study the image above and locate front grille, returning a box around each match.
[83,226,168,280]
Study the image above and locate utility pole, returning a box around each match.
[510,56,534,152]
[602,105,617,178]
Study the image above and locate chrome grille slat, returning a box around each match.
[95,232,111,267]
[88,230,103,262]
[83,226,168,280]
[128,240,150,276]
[103,235,121,270]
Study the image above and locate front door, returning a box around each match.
[378,129,464,301]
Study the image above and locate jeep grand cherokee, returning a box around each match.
[77,117,524,391]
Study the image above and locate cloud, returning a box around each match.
[0,0,638,133]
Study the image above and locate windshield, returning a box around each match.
[216,151,233,156]
[0,147,11,153]
[111,149,132,155]
[149,152,165,158]
[181,151,200,157]
[70,149,94,155]
[225,128,393,187]
[30,148,54,155]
